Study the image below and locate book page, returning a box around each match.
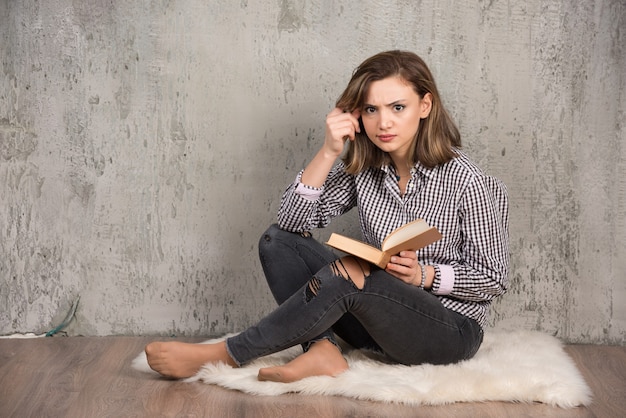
[381,219,430,251]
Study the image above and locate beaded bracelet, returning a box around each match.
[418,261,427,289]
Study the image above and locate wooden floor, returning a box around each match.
[0,336,624,418]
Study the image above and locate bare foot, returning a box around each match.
[257,339,348,383]
[145,340,237,379]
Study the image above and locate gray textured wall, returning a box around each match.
[1,0,624,344]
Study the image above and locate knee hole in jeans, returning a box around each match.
[329,257,369,290]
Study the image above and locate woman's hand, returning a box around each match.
[300,107,361,188]
[323,107,361,158]
[386,251,421,286]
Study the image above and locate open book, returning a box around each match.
[325,219,442,268]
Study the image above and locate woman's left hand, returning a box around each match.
[386,251,421,285]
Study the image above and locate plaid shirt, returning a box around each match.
[277,150,509,327]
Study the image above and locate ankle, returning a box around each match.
[310,339,340,354]
[216,341,238,367]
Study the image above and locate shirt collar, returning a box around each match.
[381,160,435,180]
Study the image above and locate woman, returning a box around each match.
[146,50,509,383]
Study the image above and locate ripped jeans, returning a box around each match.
[225,224,483,366]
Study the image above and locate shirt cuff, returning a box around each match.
[432,264,454,295]
[293,171,323,201]
[295,182,322,201]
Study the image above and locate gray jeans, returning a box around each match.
[225,224,482,366]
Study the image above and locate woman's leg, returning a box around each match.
[146,225,340,380]
[144,253,351,380]
[258,224,338,305]
[146,256,481,379]
[259,225,381,352]
[257,226,481,364]
[226,257,482,369]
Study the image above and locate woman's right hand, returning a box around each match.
[323,108,361,157]
[299,107,362,188]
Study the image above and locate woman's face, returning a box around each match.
[360,76,432,163]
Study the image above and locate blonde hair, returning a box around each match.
[337,51,461,173]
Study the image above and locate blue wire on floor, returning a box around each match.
[45,296,80,337]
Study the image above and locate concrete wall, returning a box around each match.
[1,0,624,344]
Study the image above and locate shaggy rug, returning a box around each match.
[132,330,591,408]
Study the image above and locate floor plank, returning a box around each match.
[0,336,623,417]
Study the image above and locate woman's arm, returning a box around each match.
[277,108,361,232]
[277,165,357,232]
[431,175,510,302]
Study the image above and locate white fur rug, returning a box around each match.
[132,330,592,408]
